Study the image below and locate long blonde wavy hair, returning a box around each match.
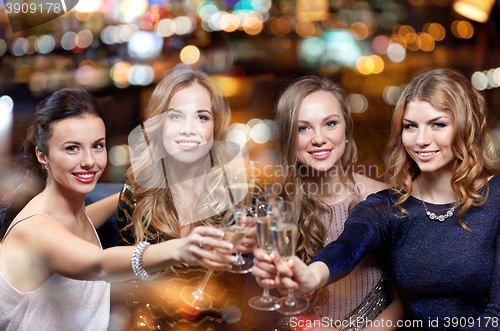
[125,68,231,243]
[385,68,500,231]
[274,76,358,264]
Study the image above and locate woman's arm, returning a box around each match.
[2,215,237,284]
[85,192,119,229]
[252,249,329,294]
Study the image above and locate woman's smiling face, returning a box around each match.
[161,83,214,165]
[37,114,107,195]
[402,100,455,176]
[296,90,347,174]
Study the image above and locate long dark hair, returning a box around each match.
[0,88,104,236]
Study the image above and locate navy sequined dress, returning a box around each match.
[312,175,500,330]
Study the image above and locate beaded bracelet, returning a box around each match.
[131,241,161,281]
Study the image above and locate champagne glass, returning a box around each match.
[180,206,248,310]
[271,201,309,315]
[227,193,259,274]
[248,195,283,311]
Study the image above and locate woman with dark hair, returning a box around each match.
[258,76,388,329]
[254,68,500,330]
[0,88,235,331]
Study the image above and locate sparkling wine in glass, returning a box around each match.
[248,195,283,311]
[271,201,309,315]
[180,206,247,310]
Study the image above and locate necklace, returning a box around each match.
[416,177,455,222]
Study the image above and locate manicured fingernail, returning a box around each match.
[225,243,234,250]
[217,231,225,237]
[230,256,238,263]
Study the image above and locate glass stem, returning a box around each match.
[235,252,245,265]
[195,268,214,295]
[261,286,272,303]
[285,289,297,307]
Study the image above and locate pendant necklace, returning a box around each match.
[416,177,455,222]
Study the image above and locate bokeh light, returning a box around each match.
[383,86,403,105]
[111,61,132,88]
[36,35,55,54]
[350,22,369,40]
[109,145,130,166]
[425,23,446,41]
[75,0,103,13]
[180,45,201,65]
[120,0,148,17]
[452,20,474,39]
[11,38,29,56]
[372,35,389,55]
[251,121,271,144]
[296,20,315,38]
[387,43,406,62]
[127,31,163,59]
[347,94,368,113]
[128,65,155,86]
[471,71,488,90]
[0,96,14,116]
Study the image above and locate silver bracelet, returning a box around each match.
[131,241,161,281]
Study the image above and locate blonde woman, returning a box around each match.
[256,68,500,330]
[117,68,256,330]
[258,76,389,329]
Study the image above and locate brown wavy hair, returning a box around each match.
[274,76,358,264]
[124,68,231,243]
[385,68,500,231]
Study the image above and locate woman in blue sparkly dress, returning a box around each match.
[253,68,500,330]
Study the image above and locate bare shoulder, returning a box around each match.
[353,173,389,201]
[8,213,68,239]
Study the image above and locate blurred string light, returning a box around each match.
[127,31,163,59]
[471,68,500,91]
